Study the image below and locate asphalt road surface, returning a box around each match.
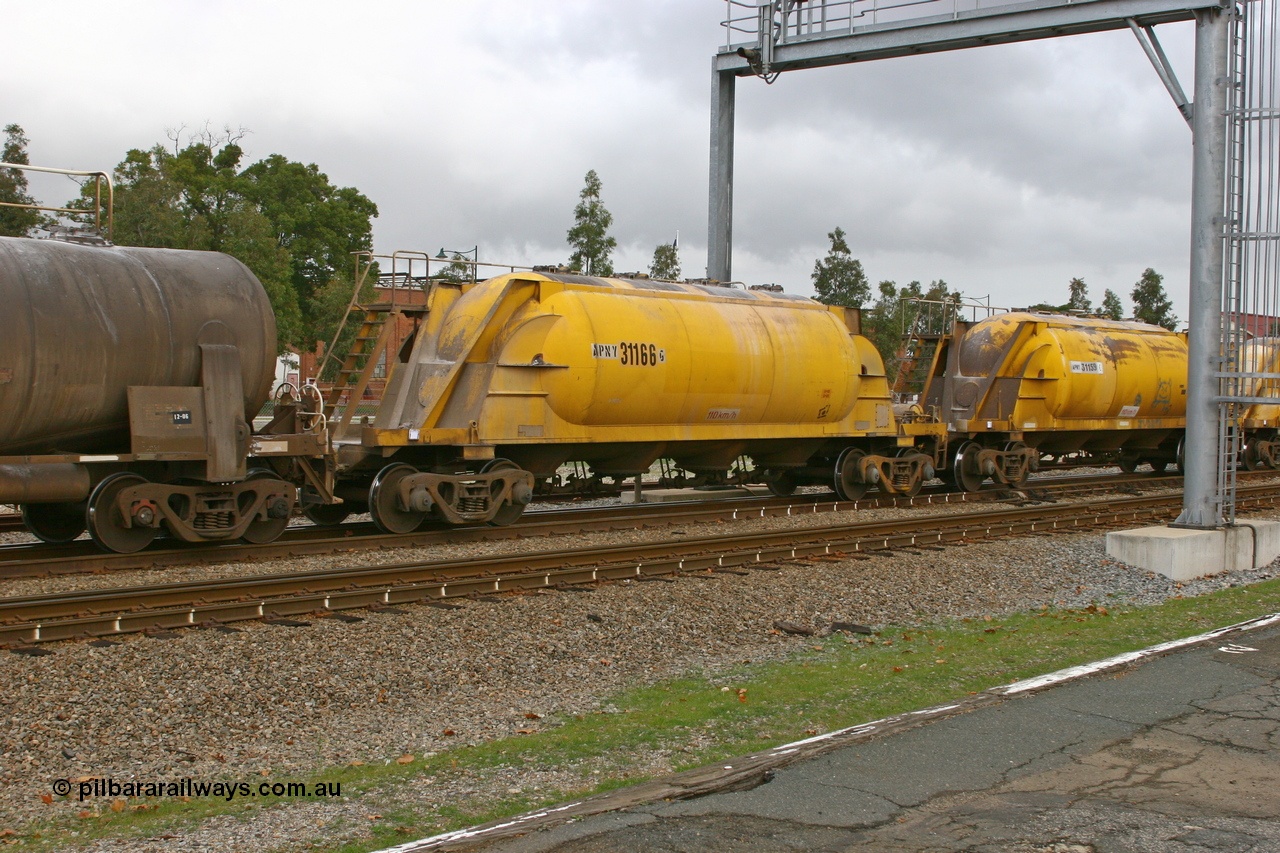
[390,616,1280,853]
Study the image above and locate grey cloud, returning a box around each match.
[7,0,1197,319]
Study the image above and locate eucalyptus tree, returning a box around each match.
[566,169,616,276]
[0,124,50,236]
[649,239,680,280]
[1131,268,1178,330]
[811,226,869,308]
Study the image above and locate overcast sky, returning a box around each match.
[6,0,1198,321]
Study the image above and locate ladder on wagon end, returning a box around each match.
[321,308,395,440]
[318,252,432,441]
[890,299,954,403]
[890,297,1004,403]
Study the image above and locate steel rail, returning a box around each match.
[0,470,1199,579]
[0,492,906,577]
[3,486,1278,646]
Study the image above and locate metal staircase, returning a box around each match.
[890,311,944,403]
[891,297,1006,404]
[320,308,397,439]
[317,251,435,442]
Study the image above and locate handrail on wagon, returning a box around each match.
[0,162,113,241]
[316,248,544,389]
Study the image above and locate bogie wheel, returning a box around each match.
[22,502,87,544]
[895,448,925,497]
[302,503,351,526]
[86,473,160,553]
[482,458,528,527]
[952,441,985,493]
[1117,452,1141,475]
[1242,442,1264,471]
[765,469,798,497]
[369,463,427,535]
[834,448,869,501]
[1148,461,1169,474]
[1002,441,1030,488]
[241,469,293,545]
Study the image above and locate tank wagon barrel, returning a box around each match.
[0,237,276,457]
[0,236,329,551]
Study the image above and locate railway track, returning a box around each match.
[0,470,1188,579]
[0,469,1165,538]
[5,483,1279,647]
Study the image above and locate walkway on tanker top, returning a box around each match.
[383,613,1280,853]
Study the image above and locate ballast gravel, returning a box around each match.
[1,495,1278,852]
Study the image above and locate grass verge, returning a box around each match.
[20,578,1280,852]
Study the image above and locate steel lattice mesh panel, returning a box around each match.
[1219,0,1280,523]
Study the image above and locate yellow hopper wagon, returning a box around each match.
[325,272,937,532]
[1235,336,1280,470]
[917,311,1188,491]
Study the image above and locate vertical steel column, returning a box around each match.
[707,67,736,282]
[1177,4,1232,529]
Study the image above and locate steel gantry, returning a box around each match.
[709,0,1277,531]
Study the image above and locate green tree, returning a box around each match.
[73,137,301,346]
[649,239,680,280]
[104,146,187,246]
[811,227,870,308]
[241,154,378,318]
[1131,267,1177,330]
[862,280,908,368]
[566,169,615,276]
[917,279,962,334]
[1067,277,1091,313]
[70,130,377,351]
[0,124,51,236]
[1027,300,1067,313]
[860,279,961,381]
[1101,288,1125,320]
[433,252,474,284]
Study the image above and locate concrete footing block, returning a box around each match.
[1105,518,1280,581]
[1231,519,1280,569]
